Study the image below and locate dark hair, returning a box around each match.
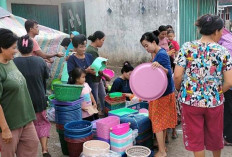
[60,37,71,47]
[69,67,86,84]
[140,32,159,45]
[167,30,175,35]
[0,28,18,53]
[166,25,173,29]
[72,34,87,48]
[25,19,38,33]
[17,35,33,54]
[153,25,167,36]
[195,14,224,35]
[121,61,134,74]
[88,31,105,42]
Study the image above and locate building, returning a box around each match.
[218,0,232,31]
[3,0,217,65]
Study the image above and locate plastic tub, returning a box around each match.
[110,123,130,135]
[102,69,115,80]
[110,132,133,144]
[65,130,93,139]
[109,92,123,98]
[125,146,151,157]
[110,138,133,148]
[110,129,133,139]
[64,120,92,135]
[108,108,138,117]
[111,143,133,155]
[83,140,110,156]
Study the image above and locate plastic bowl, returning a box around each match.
[83,140,110,156]
[109,92,122,98]
[110,123,130,135]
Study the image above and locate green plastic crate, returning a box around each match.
[53,84,83,102]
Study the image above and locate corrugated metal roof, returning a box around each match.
[0,7,10,19]
[219,0,232,5]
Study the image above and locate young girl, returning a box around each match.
[14,35,50,156]
[69,67,99,121]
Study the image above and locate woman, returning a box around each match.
[86,31,110,115]
[140,32,177,157]
[0,28,39,157]
[110,61,134,99]
[174,14,232,157]
[67,34,96,92]
[154,25,175,70]
[14,35,51,157]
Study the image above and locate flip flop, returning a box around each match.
[43,152,51,157]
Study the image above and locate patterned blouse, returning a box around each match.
[175,41,232,108]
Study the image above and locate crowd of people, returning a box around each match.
[0,14,232,157]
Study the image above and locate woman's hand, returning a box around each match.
[152,61,162,68]
[56,52,64,57]
[82,107,88,112]
[2,128,12,144]
[167,49,175,56]
[86,66,96,75]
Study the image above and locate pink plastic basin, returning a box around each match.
[102,69,115,80]
[110,123,130,135]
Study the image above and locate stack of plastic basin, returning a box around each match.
[96,116,120,143]
[64,120,93,157]
[120,114,153,149]
[52,97,84,155]
[110,129,133,155]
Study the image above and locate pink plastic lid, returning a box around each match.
[129,63,168,101]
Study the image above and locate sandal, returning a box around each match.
[43,152,51,157]
[224,141,232,146]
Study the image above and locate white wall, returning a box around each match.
[85,0,178,65]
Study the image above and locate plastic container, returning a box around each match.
[65,130,93,139]
[83,140,110,156]
[57,129,69,155]
[110,133,132,145]
[53,84,84,101]
[55,108,82,125]
[105,94,126,104]
[91,57,108,76]
[111,143,133,155]
[97,137,110,143]
[105,101,126,111]
[52,97,84,107]
[108,108,138,117]
[64,120,92,135]
[110,123,130,135]
[109,92,123,98]
[48,94,55,107]
[127,102,149,110]
[125,146,151,157]
[130,63,168,101]
[51,78,62,90]
[66,134,93,157]
[96,116,120,140]
[102,69,115,80]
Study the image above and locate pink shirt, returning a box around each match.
[80,83,93,118]
[31,38,41,56]
[159,37,169,51]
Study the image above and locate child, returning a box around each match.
[69,67,99,121]
[167,30,180,59]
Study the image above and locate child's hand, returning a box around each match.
[152,61,162,69]
[93,103,97,109]
[82,107,88,112]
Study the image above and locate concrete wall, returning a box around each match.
[85,0,178,65]
[6,0,179,65]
